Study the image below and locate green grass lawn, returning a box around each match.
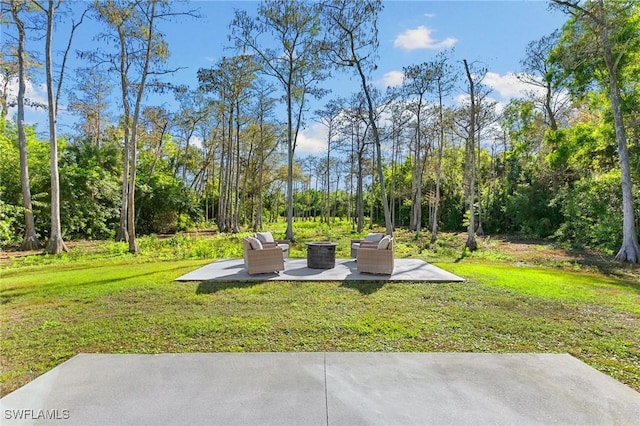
[1,226,639,396]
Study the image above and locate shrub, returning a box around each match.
[553,170,637,251]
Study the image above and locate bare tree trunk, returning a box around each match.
[606,39,640,262]
[358,78,392,234]
[551,0,639,264]
[182,133,191,184]
[41,0,68,254]
[463,59,477,251]
[285,77,295,240]
[11,3,40,251]
[412,106,424,237]
[475,126,484,236]
[115,27,130,243]
[431,93,445,243]
[217,129,227,232]
[127,1,159,254]
[390,120,397,228]
[325,133,331,224]
[225,105,234,232]
[355,123,366,232]
[254,114,265,230]
[232,98,241,233]
[357,157,365,232]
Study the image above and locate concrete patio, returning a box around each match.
[175,258,465,282]
[1,352,638,425]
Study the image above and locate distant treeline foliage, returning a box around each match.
[1,0,638,258]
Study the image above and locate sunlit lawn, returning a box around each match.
[1,224,639,396]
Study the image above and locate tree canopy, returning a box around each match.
[1,0,638,262]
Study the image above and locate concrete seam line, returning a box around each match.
[324,352,329,426]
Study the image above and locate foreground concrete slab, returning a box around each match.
[1,353,327,426]
[324,353,640,425]
[175,258,464,282]
[1,353,638,426]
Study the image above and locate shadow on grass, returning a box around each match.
[340,280,387,295]
[196,280,264,294]
[0,264,192,304]
[564,250,640,290]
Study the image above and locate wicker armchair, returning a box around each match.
[243,238,285,275]
[356,236,394,275]
[350,233,385,257]
[255,232,290,258]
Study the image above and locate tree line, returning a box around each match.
[1,0,638,263]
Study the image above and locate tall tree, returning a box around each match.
[518,30,565,132]
[462,59,478,251]
[551,0,640,263]
[87,0,135,243]
[402,62,435,237]
[344,93,372,232]
[67,66,112,148]
[34,0,85,254]
[472,88,498,237]
[199,55,257,232]
[231,0,326,241]
[315,98,344,223]
[430,51,457,242]
[9,0,39,250]
[251,82,278,231]
[90,0,190,253]
[321,0,393,236]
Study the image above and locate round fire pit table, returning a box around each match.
[306,242,338,269]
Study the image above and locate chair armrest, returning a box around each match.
[360,241,379,248]
[275,239,290,245]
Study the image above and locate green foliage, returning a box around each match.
[502,184,558,238]
[547,111,617,175]
[553,170,637,251]
[0,118,51,240]
[0,3,638,255]
[551,0,640,103]
[136,172,202,234]
[0,200,22,248]
[60,139,121,239]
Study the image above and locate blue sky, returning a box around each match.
[5,1,567,154]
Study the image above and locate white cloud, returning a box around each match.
[376,70,404,88]
[454,93,469,106]
[2,74,49,118]
[189,135,204,149]
[456,72,545,107]
[424,13,436,18]
[483,72,544,100]
[296,123,327,155]
[455,72,549,122]
[394,25,457,51]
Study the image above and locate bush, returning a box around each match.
[0,200,23,248]
[553,170,636,251]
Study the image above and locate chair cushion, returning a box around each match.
[364,233,384,242]
[246,236,263,250]
[377,235,391,250]
[255,232,275,243]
